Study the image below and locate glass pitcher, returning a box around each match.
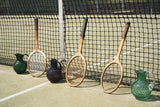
[131,69,155,100]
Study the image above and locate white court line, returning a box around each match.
[0,81,49,103]
[87,39,160,69]
[0,70,7,73]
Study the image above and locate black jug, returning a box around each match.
[47,59,62,83]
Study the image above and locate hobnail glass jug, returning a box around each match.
[131,69,155,100]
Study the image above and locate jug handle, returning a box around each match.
[58,61,62,71]
[23,54,29,61]
[146,71,155,91]
[24,54,29,57]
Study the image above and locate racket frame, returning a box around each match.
[27,18,47,77]
[101,22,130,94]
[66,54,87,87]
[101,60,124,94]
[66,18,88,87]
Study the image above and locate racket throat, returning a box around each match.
[35,46,39,51]
[116,38,125,59]
[77,37,84,54]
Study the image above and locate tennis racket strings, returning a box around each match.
[102,63,122,92]
[67,56,85,85]
[28,51,46,76]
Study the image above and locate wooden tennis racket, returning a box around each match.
[66,18,88,87]
[101,22,130,94]
[27,18,47,77]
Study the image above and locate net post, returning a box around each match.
[121,0,125,11]
[58,0,66,61]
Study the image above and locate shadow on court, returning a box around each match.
[76,80,100,88]
[135,95,160,102]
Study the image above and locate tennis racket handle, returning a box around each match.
[34,18,38,50]
[81,18,88,38]
[35,18,38,30]
[122,22,130,39]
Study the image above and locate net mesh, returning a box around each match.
[0,0,160,90]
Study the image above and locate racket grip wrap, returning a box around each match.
[81,18,88,38]
[122,22,130,39]
[35,18,38,30]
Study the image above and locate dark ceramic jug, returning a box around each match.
[47,59,62,83]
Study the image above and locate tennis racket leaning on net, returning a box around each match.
[27,18,47,77]
[66,18,88,87]
[101,22,130,94]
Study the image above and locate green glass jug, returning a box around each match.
[131,69,155,100]
[13,53,28,74]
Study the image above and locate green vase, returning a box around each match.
[13,53,28,74]
[131,69,155,100]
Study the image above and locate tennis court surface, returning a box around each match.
[0,64,160,107]
[1,0,160,106]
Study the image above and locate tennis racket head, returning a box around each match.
[27,50,47,77]
[101,61,123,94]
[66,54,87,87]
